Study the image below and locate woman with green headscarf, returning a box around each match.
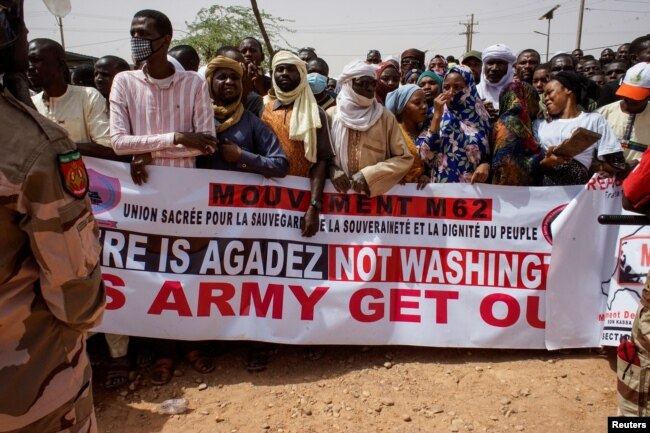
[417,70,443,131]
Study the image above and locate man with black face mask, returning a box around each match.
[0,1,105,431]
[108,9,216,386]
[110,9,216,185]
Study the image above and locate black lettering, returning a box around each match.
[356,195,371,214]
[396,196,412,214]
[287,189,306,209]
[471,199,488,219]
[210,184,234,205]
[263,186,281,206]
[329,194,350,213]
[376,196,392,214]
[241,186,259,205]
[426,198,446,217]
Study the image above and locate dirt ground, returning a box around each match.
[91,342,619,433]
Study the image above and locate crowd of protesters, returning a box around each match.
[24,6,650,384]
[3,3,650,429]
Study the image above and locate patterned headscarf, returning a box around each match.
[429,54,448,76]
[491,82,543,186]
[271,50,322,163]
[205,56,245,132]
[435,65,491,183]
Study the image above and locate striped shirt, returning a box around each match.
[109,66,215,168]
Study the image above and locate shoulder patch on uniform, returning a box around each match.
[58,150,89,199]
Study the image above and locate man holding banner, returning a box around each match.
[261,50,334,237]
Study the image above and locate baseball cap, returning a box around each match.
[616,62,650,101]
[461,50,482,63]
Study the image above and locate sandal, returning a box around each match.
[135,346,155,369]
[186,349,215,374]
[149,357,176,385]
[105,356,131,389]
[245,349,269,372]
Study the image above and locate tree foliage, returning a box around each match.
[174,5,294,65]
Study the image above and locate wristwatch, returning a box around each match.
[310,198,323,211]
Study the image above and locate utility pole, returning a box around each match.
[535,4,560,61]
[576,0,586,49]
[56,17,65,50]
[459,14,478,52]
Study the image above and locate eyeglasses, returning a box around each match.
[401,57,419,65]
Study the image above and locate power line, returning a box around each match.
[67,38,129,49]
[586,8,650,13]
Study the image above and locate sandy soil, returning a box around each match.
[92,343,618,433]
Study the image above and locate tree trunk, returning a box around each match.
[250,0,274,59]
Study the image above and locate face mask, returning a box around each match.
[448,88,469,110]
[131,36,163,64]
[307,72,328,94]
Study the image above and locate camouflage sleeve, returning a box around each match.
[19,140,105,331]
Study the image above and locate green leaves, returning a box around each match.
[174,5,294,68]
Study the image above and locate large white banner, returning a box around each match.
[545,177,622,349]
[87,158,617,349]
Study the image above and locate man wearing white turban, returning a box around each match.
[477,44,516,114]
[327,60,413,197]
[261,50,334,237]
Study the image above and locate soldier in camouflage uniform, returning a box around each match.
[621,131,650,416]
[0,1,105,432]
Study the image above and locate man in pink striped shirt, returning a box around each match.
[107,9,217,386]
[110,9,216,184]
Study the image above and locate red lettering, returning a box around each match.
[526,296,545,329]
[102,273,126,310]
[480,293,520,327]
[642,244,650,267]
[197,282,236,317]
[586,177,597,190]
[424,290,459,323]
[147,280,192,316]
[389,289,421,322]
[288,285,329,320]
[239,283,283,319]
[349,288,384,322]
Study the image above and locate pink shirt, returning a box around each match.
[109,66,215,168]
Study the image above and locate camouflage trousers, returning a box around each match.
[5,380,96,433]
[617,305,650,416]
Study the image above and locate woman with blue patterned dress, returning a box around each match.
[419,65,491,183]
